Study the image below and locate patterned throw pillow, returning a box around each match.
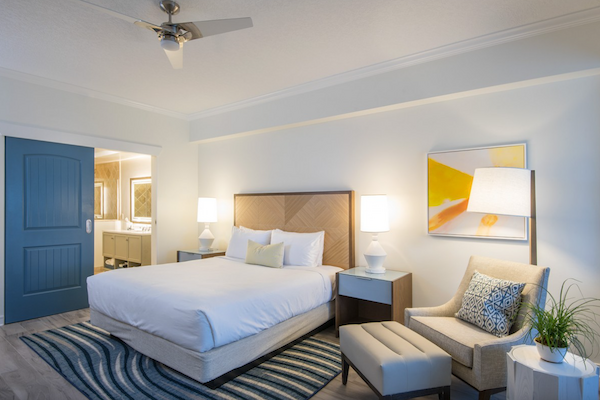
[455,271,526,337]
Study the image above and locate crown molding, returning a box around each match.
[189,6,600,121]
[0,67,188,120]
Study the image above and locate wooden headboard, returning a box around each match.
[234,191,355,269]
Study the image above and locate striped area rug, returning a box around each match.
[21,322,341,400]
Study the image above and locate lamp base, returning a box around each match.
[365,255,386,274]
[364,234,386,274]
[199,224,214,251]
[198,239,214,252]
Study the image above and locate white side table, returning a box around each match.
[507,344,599,400]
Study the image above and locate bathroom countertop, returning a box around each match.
[103,229,152,236]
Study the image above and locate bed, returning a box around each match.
[88,191,355,387]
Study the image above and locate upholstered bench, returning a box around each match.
[340,321,451,400]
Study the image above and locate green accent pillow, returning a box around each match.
[245,239,284,268]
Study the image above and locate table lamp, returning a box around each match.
[467,167,537,264]
[197,197,218,251]
[361,195,390,274]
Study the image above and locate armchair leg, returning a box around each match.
[478,387,505,400]
[478,391,491,400]
[341,353,349,385]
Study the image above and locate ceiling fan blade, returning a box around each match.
[74,0,162,31]
[178,17,253,40]
[134,20,163,33]
[164,45,183,69]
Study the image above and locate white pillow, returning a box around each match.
[225,226,272,260]
[271,229,325,267]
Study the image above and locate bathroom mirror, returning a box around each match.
[94,161,119,220]
[94,182,104,219]
[131,177,152,223]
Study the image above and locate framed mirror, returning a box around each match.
[94,182,104,219]
[131,177,152,224]
[94,161,119,220]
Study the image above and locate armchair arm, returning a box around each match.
[405,299,459,327]
[472,325,531,390]
[477,325,530,349]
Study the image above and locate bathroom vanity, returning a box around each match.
[103,230,151,268]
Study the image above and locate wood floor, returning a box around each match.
[0,309,507,400]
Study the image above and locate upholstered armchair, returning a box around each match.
[405,256,550,400]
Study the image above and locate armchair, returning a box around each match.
[405,256,550,400]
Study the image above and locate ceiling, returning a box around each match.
[2,0,599,117]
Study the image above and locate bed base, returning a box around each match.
[90,301,334,388]
[205,317,333,389]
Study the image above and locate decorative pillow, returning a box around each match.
[455,271,526,337]
[270,229,325,267]
[225,226,272,260]
[245,240,284,268]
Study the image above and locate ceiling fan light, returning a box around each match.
[160,36,180,51]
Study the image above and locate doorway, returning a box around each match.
[4,140,155,323]
[0,126,161,326]
[5,138,94,323]
[93,149,153,274]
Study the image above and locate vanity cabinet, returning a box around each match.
[103,231,151,268]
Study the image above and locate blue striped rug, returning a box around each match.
[21,321,341,400]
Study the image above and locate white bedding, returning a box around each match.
[87,257,341,353]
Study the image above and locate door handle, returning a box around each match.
[86,219,92,234]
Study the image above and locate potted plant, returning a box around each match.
[523,279,600,363]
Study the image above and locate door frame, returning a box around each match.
[0,121,162,326]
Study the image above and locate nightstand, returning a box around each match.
[335,267,412,335]
[177,249,226,262]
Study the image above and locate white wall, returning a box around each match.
[197,74,600,362]
[0,76,198,324]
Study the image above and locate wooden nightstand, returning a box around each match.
[177,249,226,262]
[336,267,412,335]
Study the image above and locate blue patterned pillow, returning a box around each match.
[455,271,525,337]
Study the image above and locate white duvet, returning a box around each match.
[87,257,341,353]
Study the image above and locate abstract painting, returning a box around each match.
[428,143,527,240]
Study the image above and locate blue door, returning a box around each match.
[5,137,94,323]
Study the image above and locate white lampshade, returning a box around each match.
[467,168,532,217]
[197,198,218,223]
[361,195,390,232]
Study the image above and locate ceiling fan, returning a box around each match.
[75,0,253,69]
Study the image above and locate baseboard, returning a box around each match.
[0,315,4,326]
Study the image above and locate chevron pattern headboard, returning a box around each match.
[234,191,355,269]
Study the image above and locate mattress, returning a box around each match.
[87,256,341,353]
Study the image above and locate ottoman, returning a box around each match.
[340,321,451,400]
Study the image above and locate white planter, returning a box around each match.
[535,338,567,363]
